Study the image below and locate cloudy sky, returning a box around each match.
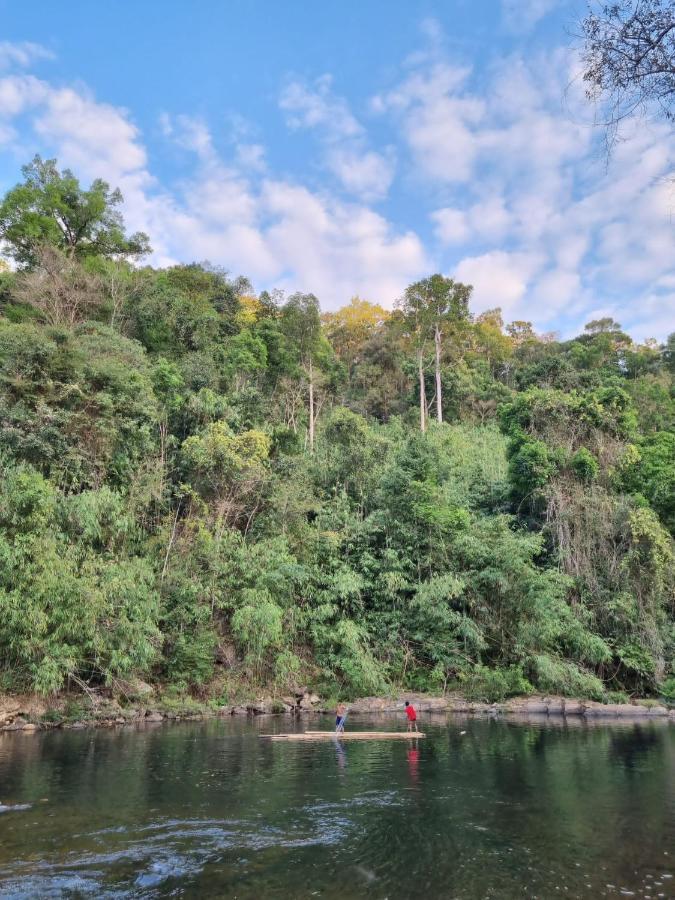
[1,0,674,339]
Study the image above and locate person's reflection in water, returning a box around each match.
[334,736,347,775]
[407,745,420,785]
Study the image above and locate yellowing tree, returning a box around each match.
[236,294,263,328]
[322,296,390,366]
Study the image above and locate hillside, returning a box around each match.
[0,157,673,707]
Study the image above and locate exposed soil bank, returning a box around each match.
[1,688,674,732]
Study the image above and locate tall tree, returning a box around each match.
[280,292,323,451]
[0,155,151,268]
[398,275,472,429]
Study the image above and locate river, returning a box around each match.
[0,715,673,898]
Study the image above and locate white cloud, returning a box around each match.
[1,26,673,339]
[0,42,53,71]
[325,147,395,200]
[432,196,511,245]
[501,0,563,32]
[375,26,675,337]
[431,207,470,244]
[260,180,427,302]
[0,74,49,117]
[160,113,215,160]
[0,70,427,307]
[235,142,266,172]
[456,251,543,313]
[374,63,482,183]
[280,75,362,141]
[280,76,395,200]
[34,86,148,178]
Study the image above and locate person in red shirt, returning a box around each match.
[405,701,418,732]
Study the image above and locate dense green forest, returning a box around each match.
[0,156,673,704]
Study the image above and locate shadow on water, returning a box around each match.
[0,715,673,899]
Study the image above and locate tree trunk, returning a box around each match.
[418,349,426,433]
[308,358,315,452]
[434,323,443,424]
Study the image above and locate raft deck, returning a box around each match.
[261,731,425,741]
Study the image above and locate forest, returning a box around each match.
[0,155,673,706]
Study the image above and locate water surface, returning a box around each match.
[0,715,673,898]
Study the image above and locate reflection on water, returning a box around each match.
[0,715,673,898]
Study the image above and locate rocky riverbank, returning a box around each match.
[1,687,674,732]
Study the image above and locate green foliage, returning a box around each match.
[660,676,675,705]
[509,438,557,499]
[0,155,150,268]
[459,665,533,703]
[0,460,159,693]
[530,656,604,700]
[0,156,673,702]
[571,447,599,483]
[621,432,675,533]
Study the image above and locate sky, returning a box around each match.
[0,0,673,340]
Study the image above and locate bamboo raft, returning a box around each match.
[261,731,425,741]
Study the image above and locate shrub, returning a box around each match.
[459,665,532,703]
[571,447,599,482]
[660,677,675,705]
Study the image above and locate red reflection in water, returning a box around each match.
[407,747,419,783]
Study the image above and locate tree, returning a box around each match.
[664,332,675,373]
[0,155,151,268]
[322,296,390,367]
[506,320,537,346]
[280,293,323,451]
[584,316,625,335]
[397,275,472,430]
[580,1,675,147]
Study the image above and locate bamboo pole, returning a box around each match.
[261,731,425,741]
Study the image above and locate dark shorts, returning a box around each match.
[336,716,345,727]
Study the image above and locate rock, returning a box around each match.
[307,693,321,705]
[145,711,163,723]
[4,717,28,731]
[0,701,21,725]
[582,702,669,718]
[248,698,275,714]
[21,723,39,732]
[562,699,583,716]
[524,700,549,714]
[69,722,87,729]
[231,706,249,716]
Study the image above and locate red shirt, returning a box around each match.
[405,706,417,721]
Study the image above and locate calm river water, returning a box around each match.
[0,714,673,899]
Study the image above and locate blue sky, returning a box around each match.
[1,0,673,339]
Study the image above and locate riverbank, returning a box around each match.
[2,688,674,732]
